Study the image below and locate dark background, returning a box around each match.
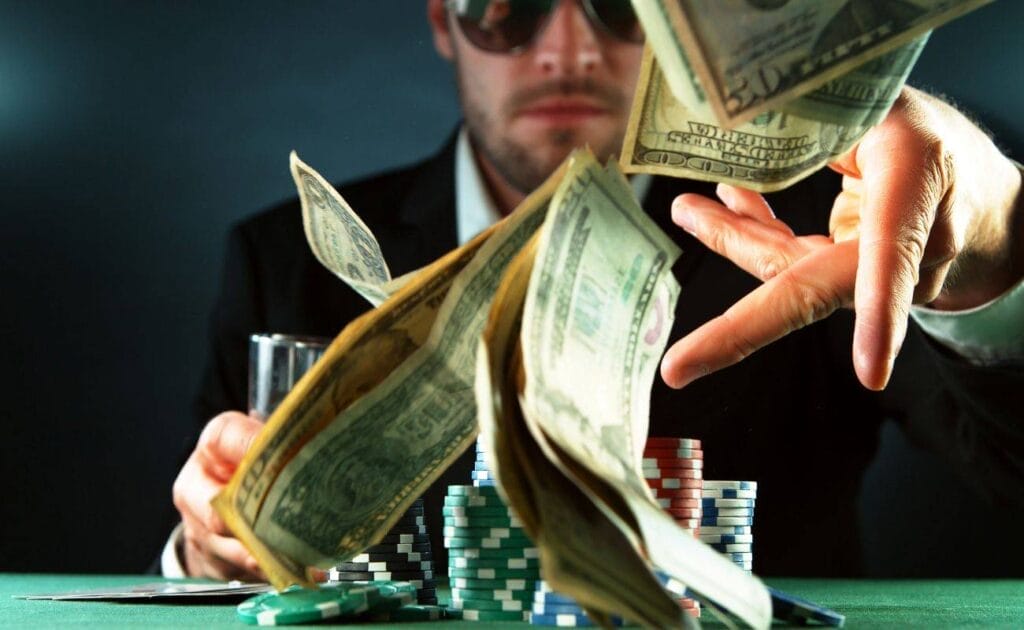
[0,2,1020,576]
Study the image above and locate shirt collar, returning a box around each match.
[455,127,653,245]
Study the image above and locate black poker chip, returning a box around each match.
[349,551,434,563]
[330,570,434,582]
[333,560,434,573]
[375,533,431,546]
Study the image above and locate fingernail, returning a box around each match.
[667,362,710,389]
[716,183,736,207]
[673,207,697,235]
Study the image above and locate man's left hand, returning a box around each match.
[661,86,1023,391]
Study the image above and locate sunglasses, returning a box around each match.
[446,0,644,54]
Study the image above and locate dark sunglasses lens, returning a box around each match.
[588,0,643,42]
[453,0,554,53]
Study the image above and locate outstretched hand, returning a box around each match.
[662,87,1022,391]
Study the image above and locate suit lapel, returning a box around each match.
[642,175,714,289]
[392,134,459,274]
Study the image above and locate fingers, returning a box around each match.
[836,101,949,390]
[197,412,263,480]
[172,411,265,580]
[662,239,857,389]
[715,184,794,236]
[173,454,233,538]
[175,458,264,580]
[184,532,264,581]
[672,193,813,282]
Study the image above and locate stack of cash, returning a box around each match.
[622,0,991,191]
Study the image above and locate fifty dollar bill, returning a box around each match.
[631,0,992,127]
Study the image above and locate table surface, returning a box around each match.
[3,574,1023,628]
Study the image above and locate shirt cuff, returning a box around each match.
[160,522,188,578]
[911,274,1024,365]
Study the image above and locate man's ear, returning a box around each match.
[427,0,454,61]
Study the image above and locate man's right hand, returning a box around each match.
[172,411,265,580]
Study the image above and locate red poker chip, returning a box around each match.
[655,498,701,509]
[646,478,703,489]
[646,437,701,449]
[666,507,702,519]
[649,488,702,499]
[643,448,704,459]
[641,457,703,469]
[673,518,700,528]
[642,468,703,480]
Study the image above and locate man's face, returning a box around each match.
[429,0,643,196]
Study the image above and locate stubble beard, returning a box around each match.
[455,61,627,197]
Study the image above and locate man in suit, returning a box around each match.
[165,0,1024,581]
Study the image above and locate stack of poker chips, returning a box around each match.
[643,437,703,617]
[327,497,437,604]
[444,440,540,622]
[699,480,757,574]
[530,580,623,627]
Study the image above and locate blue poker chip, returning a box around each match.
[698,533,753,544]
[701,507,754,517]
[530,612,623,627]
[702,481,757,490]
[699,525,752,535]
[533,590,579,605]
[701,498,755,508]
[709,542,752,553]
[470,471,495,480]
[700,517,754,526]
[768,586,845,627]
[531,602,586,615]
[473,480,498,487]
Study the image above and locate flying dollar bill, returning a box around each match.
[622,45,894,191]
[214,156,564,588]
[476,149,771,628]
[292,152,411,306]
[475,225,695,629]
[521,149,772,627]
[631,0,992,127]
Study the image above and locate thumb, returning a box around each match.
[198,411,263,479]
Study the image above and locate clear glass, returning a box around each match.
[247,333,329,422]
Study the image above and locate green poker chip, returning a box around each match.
[451,588,534,602]
[442,505,518,518]
[449,556,541,570]
[446,485,501,497]
[460,610,532,622]
[365,603,447,621]
[443,516,523,528]
[442,526,530,539]
[443,496,510,508]
[445,536,534,549]
[236,583,377,626]
[448,567,541,580]
[450,597,529,612]
[448,546,540,559]
[361,581,417,612]
[450,577,532,590]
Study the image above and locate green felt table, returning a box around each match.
[2,574,1022,628]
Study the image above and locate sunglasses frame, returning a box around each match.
[445,0,643,55]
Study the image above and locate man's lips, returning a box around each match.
[516,99,609,122]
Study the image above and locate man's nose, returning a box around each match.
[532,0,602,76]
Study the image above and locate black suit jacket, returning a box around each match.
[194,134,1024,577]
